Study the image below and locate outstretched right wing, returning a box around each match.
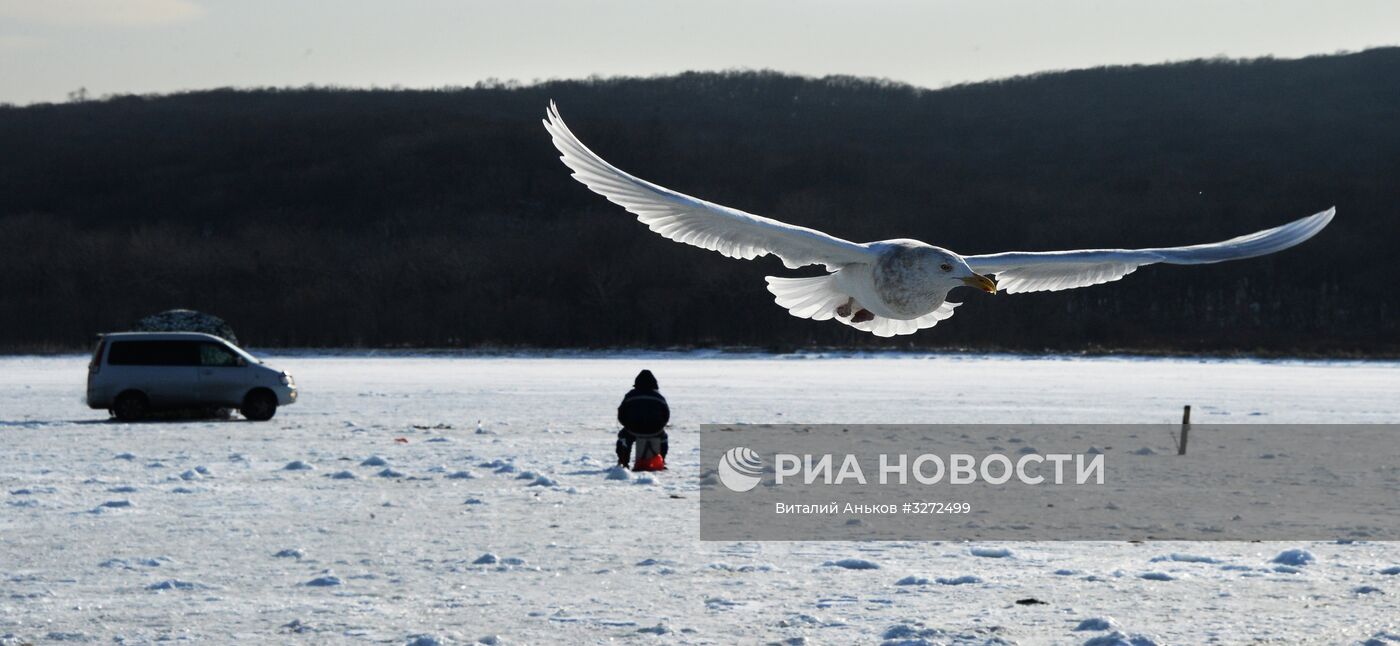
[964,208,1335,293]
[543,102,873,270]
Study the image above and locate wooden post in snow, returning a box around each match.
[1178,405,1191,455]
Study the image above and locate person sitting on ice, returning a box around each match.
[616,369,669,471]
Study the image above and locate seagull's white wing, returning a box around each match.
[964,208,1335,294]
[543,102,872,270]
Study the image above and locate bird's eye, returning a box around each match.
[940,263,953,272]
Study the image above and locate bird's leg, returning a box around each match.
[836,297,875,323]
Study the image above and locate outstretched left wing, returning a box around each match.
[543,102,873,270]
[964,208,1334,294]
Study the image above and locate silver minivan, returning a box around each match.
[86,332,297,421]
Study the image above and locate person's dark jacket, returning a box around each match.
[618,369,669,436]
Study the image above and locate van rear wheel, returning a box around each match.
[113,391,149,422]
[241,390,277,421]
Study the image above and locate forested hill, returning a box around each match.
[1,49,1397,354]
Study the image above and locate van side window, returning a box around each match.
[199,343,242,367]
[107,341,200,366]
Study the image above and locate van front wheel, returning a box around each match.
[241,390,277,422]
[113,391,149,422]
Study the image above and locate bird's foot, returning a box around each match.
[836,299,854,318]
[851,309,874,323]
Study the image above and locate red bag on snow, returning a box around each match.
[633,453,666,472]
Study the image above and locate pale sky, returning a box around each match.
[1,0,1397,105]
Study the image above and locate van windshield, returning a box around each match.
[224,342,261,365]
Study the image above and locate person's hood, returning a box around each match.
[633,369,658,391]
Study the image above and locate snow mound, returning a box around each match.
[360,456,389,467]
[707,562,778,573]
[633,476,657,485]
[445,470,476,480]
[1130,447,1157,455]
[604,466,631,481]
[305,575,343,587]
[1271,549,1315,566]
[1150,553,1220,564]
[326,470,358,480]
[637,624,669,635]
[880,624,945,644]
[969,547,1013,558]
[283,460,315,471]
[1139,572,1175,581]
[376,468,405,478]
[1074,617,1117,631]
[527,475,558,487]
[273,548,304,559]
[114,453,136,460]
[146,579,205,591]
[1380,566,1400,575]
[474,553,499,565]
[1082,632,1158,646]
[406,635,444,646]
[936,575,982,585]
[1354,585,1383,595]
[1359,632,1400,646]
[98,499,133,509]
[894,576,929,585]
[823,558,879,570]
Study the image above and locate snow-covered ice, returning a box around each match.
[1,352,1398,642]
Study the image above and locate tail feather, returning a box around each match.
[847,301,959,337]
[764,274,962,336]
[765,275,849,321]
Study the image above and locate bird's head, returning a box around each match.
[874,241,999,299]
[926,247,997,295]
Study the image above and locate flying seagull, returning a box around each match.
[543,103,1335,337]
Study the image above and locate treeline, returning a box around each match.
[1,49,1397,354]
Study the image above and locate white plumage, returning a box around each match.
[543,103,1335,337]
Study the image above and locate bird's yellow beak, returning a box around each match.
[961,273,998,294]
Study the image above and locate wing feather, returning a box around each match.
[965,208,1334,294]
[543,102,872,270]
